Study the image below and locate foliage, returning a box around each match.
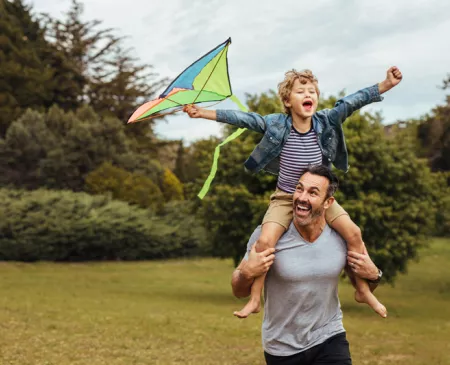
[0,106,131,190]
[161,168,184,202]
[201,184,268,266]
[417,94,450,172]
[0,188,204,261]
[0,0,59,135]
[41,0,166,124]
[85,162,164,211]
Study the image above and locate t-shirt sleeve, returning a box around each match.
[243,225,263,261]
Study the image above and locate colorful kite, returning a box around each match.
[128,38,248,199]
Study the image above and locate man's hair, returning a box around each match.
[302,165,339,199]
[277,69,320,114]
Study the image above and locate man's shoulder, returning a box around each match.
[326,225,348,248]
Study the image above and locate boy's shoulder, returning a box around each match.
[263,112,289,124]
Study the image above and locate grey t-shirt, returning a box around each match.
[245,222,347,356]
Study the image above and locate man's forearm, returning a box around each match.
[231,264,254,298]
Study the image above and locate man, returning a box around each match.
[231,165,383,364]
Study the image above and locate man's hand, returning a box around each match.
[183,104,203,118]
[379,66,403,94]
[347,248,379,281]
[240,243,275,280]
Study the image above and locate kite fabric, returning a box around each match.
[128,38,233,122]
[127,38,248,199]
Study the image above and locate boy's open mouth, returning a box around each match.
[302,100,313,111]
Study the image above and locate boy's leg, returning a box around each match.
[233,222,286,318]
[234,189,292,319]
[327,201,387,318]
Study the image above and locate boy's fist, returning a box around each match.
[386,66,402,87]
[183,104,202,118]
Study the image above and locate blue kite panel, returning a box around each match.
[160,40,228,97]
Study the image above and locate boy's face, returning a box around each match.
[284,79,318,118]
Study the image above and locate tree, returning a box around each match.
[201,184,267,266]
[85,162,165,211]
[0,105,133,190]
[41,0,165,126]
[0,0,53,135]
[417,95,450,172]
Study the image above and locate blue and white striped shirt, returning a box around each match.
[277,127,323,194]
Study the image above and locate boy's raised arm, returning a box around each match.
[328,66,403,125]
[378,66,403,94]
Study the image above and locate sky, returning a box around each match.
[30,0,450,144]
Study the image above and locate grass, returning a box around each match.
[0,238,449,365]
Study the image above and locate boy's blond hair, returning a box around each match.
[277,69,320,114]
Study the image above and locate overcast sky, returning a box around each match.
[31,0,450,143]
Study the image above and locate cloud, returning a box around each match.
[31,0,450,142]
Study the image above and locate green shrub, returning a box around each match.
[0,188,205,261]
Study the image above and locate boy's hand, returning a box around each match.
[386,66,403,87]
[379,66,403,94]
[183,104,202,118]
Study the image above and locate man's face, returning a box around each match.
[292,172,334,227]
[284,79,319,119]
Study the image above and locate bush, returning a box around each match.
[85,162,164,210]
[0,188,205,261]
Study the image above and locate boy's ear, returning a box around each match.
[283,98,291,108]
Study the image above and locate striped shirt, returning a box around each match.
[277,127,323,194]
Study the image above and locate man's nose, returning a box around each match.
[298,191,309,201]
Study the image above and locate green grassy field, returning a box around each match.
[0,238,449,365]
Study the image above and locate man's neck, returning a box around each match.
[293,217,327,243]
[291,113,312,133]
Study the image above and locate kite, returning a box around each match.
[128,38,248,199]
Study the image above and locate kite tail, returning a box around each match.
[197,94,248,199]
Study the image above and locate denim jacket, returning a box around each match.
[216,84,383,174]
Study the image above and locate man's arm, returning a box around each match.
[183,105,267,133]
[328,66,403,125]
[231,244,275,298]
[347,246,381,292]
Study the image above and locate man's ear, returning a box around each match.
[324,196,335,210]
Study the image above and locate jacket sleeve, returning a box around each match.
[328,84,383,125]
[216,109,267,134]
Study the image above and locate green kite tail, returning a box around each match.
[197,94,248,199]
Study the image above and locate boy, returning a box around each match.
[184,66,402,318]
